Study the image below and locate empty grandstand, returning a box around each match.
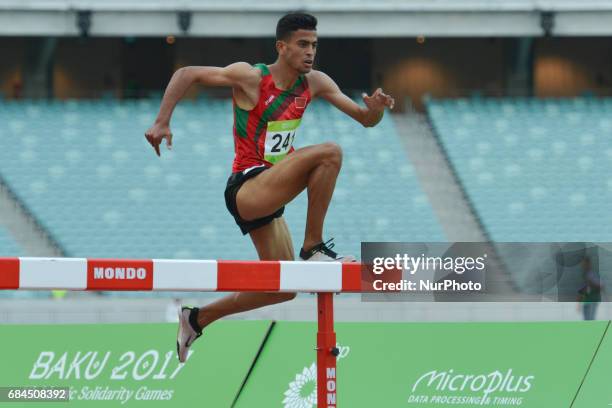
[427,97,612,242]
[3,3,612,407]
[0,98,444,262]
[0,0,610,344]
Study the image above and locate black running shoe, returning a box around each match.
[299,238,356,262]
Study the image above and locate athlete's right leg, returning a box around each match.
[236,142,342,253]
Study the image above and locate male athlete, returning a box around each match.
[145,12,395,363]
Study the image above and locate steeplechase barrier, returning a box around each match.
[0,257,365,408]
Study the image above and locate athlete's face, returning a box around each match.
[277,30,317,74]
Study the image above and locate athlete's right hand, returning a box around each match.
[145,123,173,157]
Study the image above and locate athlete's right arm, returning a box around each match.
[145,62,258,156]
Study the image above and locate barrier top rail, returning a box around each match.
[0,257,362,292]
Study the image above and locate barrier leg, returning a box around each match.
[317,292,339,407]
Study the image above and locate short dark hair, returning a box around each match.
[276,12,317,41]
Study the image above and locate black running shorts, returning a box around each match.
[224,165,285,235]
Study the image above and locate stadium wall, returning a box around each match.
[535,37,612,97]
[0,38,25,98]
[53,38,122,99]
[371,38,506,109]
[2,36,612,103]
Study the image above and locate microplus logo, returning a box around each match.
[93,267,147,280]
[409,369,535,406]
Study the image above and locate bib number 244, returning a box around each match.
[264,118,301,164]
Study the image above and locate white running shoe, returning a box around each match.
[176,306,203,363]
[299,238,356,263]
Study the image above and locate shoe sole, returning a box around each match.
[176,308,190,363]
[299,256,357,263]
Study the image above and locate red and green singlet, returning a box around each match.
[231,63,312,173]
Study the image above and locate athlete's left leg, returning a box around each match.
[195,217,296,330]
[177,217,296,362]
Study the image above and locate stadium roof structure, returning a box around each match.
[0,0,612,36]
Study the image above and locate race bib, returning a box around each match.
[264,118,301,164]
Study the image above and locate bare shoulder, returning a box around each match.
[226,62,262,84]
[306,70,337,97]
[306,69,331,84]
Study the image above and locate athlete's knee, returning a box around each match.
[283,292,298,301]
[274,292,297,302]
[319,142,343,169]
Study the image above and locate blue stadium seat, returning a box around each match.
[427,97,612,241]
[0,98,445,270]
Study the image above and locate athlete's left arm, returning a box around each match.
[310,70,395,128]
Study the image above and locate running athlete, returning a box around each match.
[145,13,395,363]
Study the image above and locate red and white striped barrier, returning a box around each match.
[0,257,363,292]
[0,256,375,408]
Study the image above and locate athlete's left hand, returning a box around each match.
[362,88,395,111]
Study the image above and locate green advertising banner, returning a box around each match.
[573,321,612,408]
[235,321,607,408]
[0,321,272,407]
